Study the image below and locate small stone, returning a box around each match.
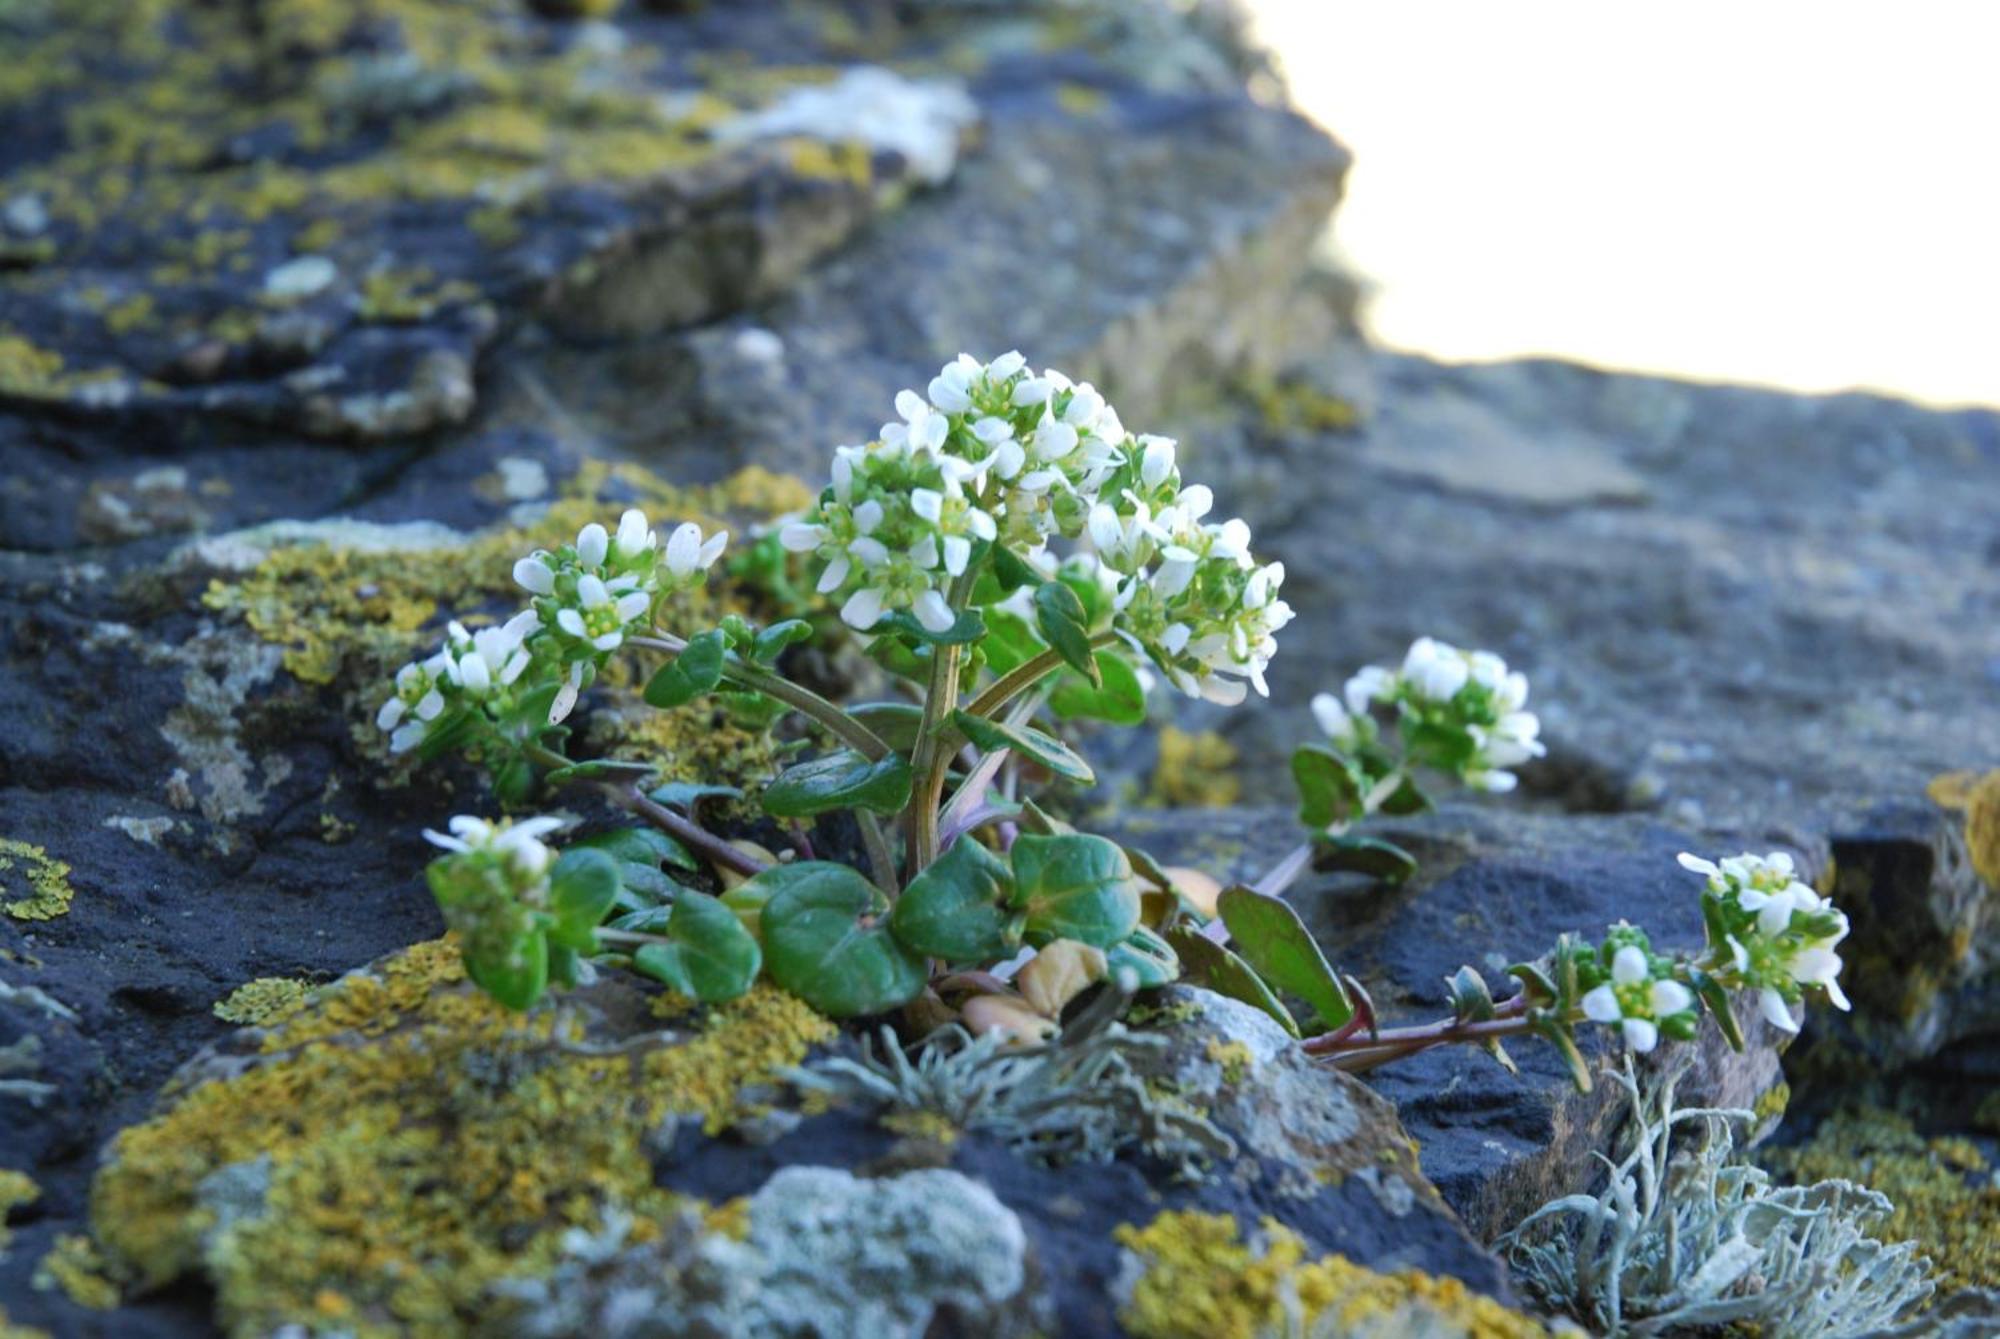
[262,256,339,301]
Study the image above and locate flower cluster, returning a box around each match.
[1679,850,1851,1032]
[1315,636,1544,791]
[376,508,728,753]
[422,815,563,972]
[779,352,1287,703]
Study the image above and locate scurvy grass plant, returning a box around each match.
[385,352,1850,1086]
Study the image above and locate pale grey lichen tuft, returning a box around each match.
[788,981,1235,1174]
[1498,1058,1934,1338]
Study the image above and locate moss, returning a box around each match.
[784,137,874,188]
[0,1307,51,1339]
[1114,1210,1550,1339]
[1764,1107,1999,1294]
[1249,378,1362,436]
[32,1235,119,1311]
[0,1170,39,1259]
[212,977,315,1027]
[1204,1039,1254,1086]
[0,839,74,922]
[89,937,834,1337]
[1147,728,1241,808]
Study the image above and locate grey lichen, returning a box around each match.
[496,1166,1040,1339]
[788,982,1235,1174]
[1499,1058,1934,1338]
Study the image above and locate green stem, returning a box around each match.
[527,742,767,879]
[906,572,980,877]
[858,812,900,896]
[631,635,891,760]
[1305,995,1545,1071]
[595,927,670,948]
[958,631,1123,723]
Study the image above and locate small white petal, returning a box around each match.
[854,500,885,534]
[943,535,972,577]
[1650,979,1693,1016]
[576,523,608,568]
[513,556,555,596]
[557,609,588,638]
[1581,984,1623,1025]
[614,591,651,623]
[665,522,701,575]
[1611,945,1650,985]
[390,722,427,753]
[577,573,610,608]
[377,697,406,730]
[591,631,623,652]
[780,521,827,552]
[416,690,445,721]
[913,590,956,633]
[816,551,852,593]
[1760,987,1800,1033]
[1622,1018,1660,1053]
[841,587,886,630]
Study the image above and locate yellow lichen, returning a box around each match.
[0,1170,39,1258]
[1114,1210,1550,1339]
[1751,1080,1791,1129]
[1962,769,2000,888]
[880,1108,962,1145]
[1249,378,1362,436]
[0,337,66,398]
[32,1235,119,1312]
[1147,728,1241,808]
[1764,1106,1999,1295]
[1205,1039,1254,1086]
[0,839,74,921]
[0,1306,52,1339]
[88,937,834,1337]
[212,977,315,1027]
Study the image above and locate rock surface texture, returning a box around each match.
[2,0,1996,1336]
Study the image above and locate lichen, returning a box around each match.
[1148,727,1241,808]
[1115,1210,1549,1339]
[32,1235,119,1311]
[0,1306,51,1339]
[1963,769,2000,888]
[1205,1038,1254,1085]
[0,839,74,922]
[87,937,834,1338]
[1765,1106,1999,1295]
[1247,377,1362,436]
[0,1170,39,1259]
[212,977,314,1027]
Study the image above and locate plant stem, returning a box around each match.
[907,571,980,877]
[958,631,1123,723]
[595,927,670,948]
[1304,995,1545,1071]
[1252,841,1315,898]
[631,634,892,760]
[527,742,768,877]
[857,812,899,895]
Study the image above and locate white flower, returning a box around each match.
[423,814,565,876]
[1403,637,1469,702]
[1581,945,1694,1053]
[885,388,949,453]
[841,586,886,630]
[912,589,956,633]
[1344,665,1394,715]
[1311,692,1359,748]
[663,522,728,581]
[556,573,651,651]
[513,554,556,596]
[549,661,588,725]
[779,520,829,553]
[1138,435,1176,490]
[611,508,656,565]
[576,522,609,569]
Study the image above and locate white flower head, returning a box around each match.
[423,814,565,878]
[1581,944,1694,1053]
[556,573,650,652]
[664,521,728,582]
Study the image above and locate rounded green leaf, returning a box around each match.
[465,931,549,1012]
[631,890,762,1003]
[951,710,1095,786]
[758,862,926,1017]
[1009,833,1140,947]
[1216,884,1353,1031]
[1291,744,1365,829]
[644,629,726,708]
[1106,925,1181,988]
[1050,651,1147,726]
[761,749,913,819]
[1311,833,1419,886]
[848,701,926,752]
[880,607,986,646]
[891,838,1022,962]
[750,618,814,665]
[548,848,622,951]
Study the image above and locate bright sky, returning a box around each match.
[1245,2,2000,408]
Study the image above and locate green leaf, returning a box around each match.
[643,629,726,708]
[750,618,813,666]
[1687,968,1745,1051]
[1164,926,1300,1037]
[1106,925,1180,988]
[1377,774,1431,816]
[548,849,622,951]
[880,608,986,646]
[1311,834,1419,885]
[646,780,743,815]
[717,690,789,732]
[575,825,697,872]
[1049,651,1147,725]
[548,943,580,989]
[543,758,661,787]
[890,838,1021,962]
[757,862,926,1017]
[1056,556,1112,625]
[464,932,549,1012]
[847,702,925,753]
[1506,960,1560,1006]
[979,608,1042,674]
[492,751,536,807]
[1033,580,1100,685]
[631,890,762,1003]
[1016,798,1076,837]
[608,905,674,934]
[1444,965,1495,1022]
[1291,744,1365,829]
[989,544,1042,592]
[1216,885,1353,1031]
[1009,833,1141,948]
[951,710,1095,785]
[760,750,913,818]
